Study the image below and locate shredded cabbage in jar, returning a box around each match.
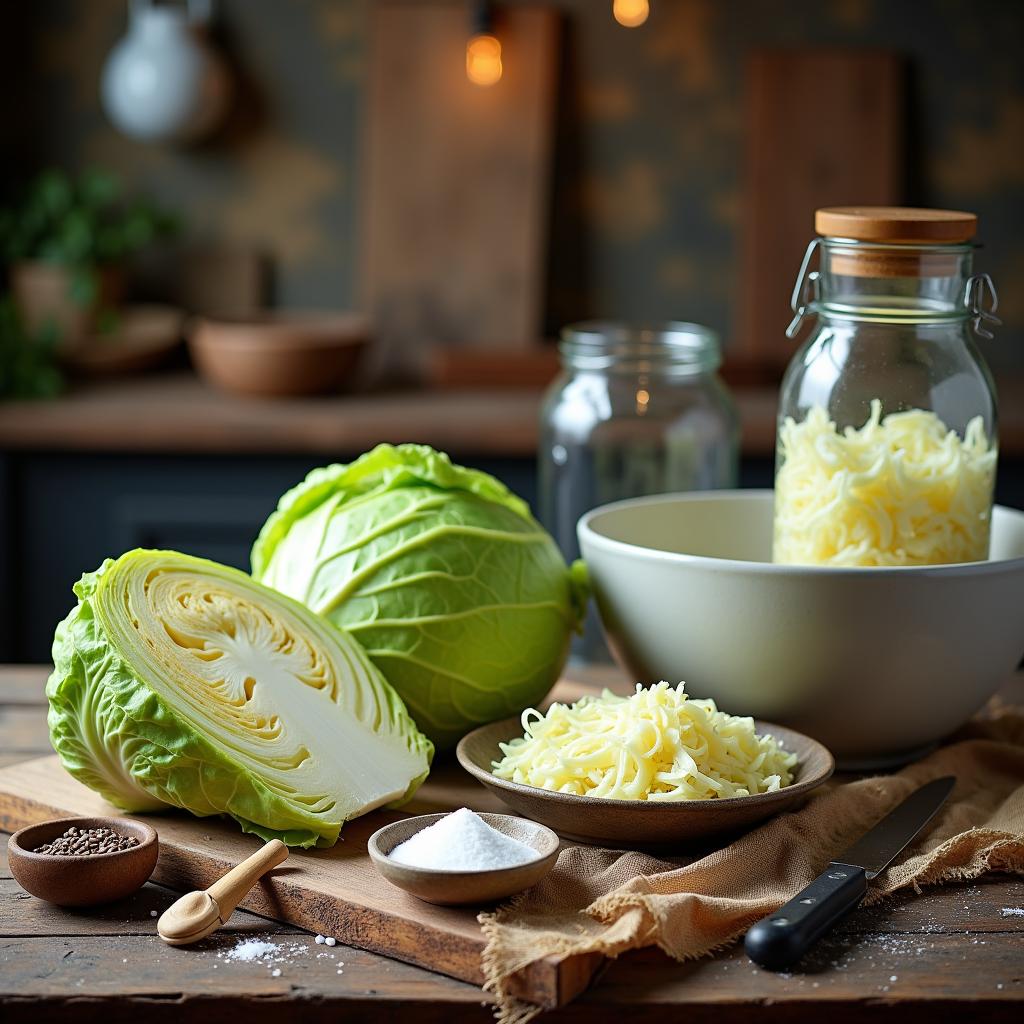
[773,400,996,567]
[491,682,797,801]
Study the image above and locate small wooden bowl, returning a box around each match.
[457,719,834,846]
[8,816,159,907]
[65,305,184,376]
[368,813,559,906]
[188,311,369,397]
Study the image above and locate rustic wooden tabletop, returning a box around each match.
[2,664,1022,1022]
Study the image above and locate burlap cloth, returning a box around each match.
[479,707,1024,1023]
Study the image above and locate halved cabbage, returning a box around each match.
[47,550,433,847]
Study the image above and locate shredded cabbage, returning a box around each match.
[491,682,797,801]
[774,400,997,567]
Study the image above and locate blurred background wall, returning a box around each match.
[2,0,1022,663]
[4,0,1022,368]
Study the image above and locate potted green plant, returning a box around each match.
[0,296,62,399]
[0,169,177,351]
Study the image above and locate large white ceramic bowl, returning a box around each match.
[578,490,1024,768]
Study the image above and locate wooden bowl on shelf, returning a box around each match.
[65,305,185,376]
[188,312,369,397]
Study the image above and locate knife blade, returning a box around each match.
[744,775,955,970]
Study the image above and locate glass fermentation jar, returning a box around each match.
[540,322,739,655]
[774,207,1000,567]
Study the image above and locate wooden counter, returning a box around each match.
[0,373,547,457]
[2,371,1021,458]
[0,372,785,455]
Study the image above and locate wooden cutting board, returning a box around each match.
[0,680,604,1010]
[737,50,905,366]
[361,1,558,373]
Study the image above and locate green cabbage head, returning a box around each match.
[47,549,433,847]
[252,444,587,748]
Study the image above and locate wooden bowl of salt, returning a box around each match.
[368,809,558,906]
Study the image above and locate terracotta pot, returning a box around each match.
[11,261,125,352]
[188,311,370,397]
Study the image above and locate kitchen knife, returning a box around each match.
[744,775,956,970]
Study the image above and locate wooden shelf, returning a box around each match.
[0,374,544,458]
[1,371,1021,458]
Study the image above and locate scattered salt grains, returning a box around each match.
[218,937,312,976]
[210,935,355,981]
[1000,907,1024,917]
[149,910,158,918]
[890,975,898,982]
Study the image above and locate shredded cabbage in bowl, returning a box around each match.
[491,682,797,801]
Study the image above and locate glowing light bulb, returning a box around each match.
[613,0,650,28]
[466,33,502,86]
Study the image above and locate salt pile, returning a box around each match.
[224,939,281,962]
[221,938,311,965]
[389,808,540,871]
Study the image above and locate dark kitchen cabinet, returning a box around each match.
[0,451,538,663]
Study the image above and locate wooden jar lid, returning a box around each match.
[815,207,977,244]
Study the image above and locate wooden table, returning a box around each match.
[2,665,1022,1022]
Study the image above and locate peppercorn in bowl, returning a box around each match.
[8,815,158,906]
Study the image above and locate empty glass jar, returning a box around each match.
[540,322,739,656]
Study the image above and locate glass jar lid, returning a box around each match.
[560,321,721,374]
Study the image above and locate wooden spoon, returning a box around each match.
[158,839,289,946]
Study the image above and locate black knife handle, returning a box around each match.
[744,863,867,970]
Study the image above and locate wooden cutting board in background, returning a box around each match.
[0,676,606,1010]
[361,1,558,374]
[738,51,905,367]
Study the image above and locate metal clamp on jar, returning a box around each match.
[775,207,999,567]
